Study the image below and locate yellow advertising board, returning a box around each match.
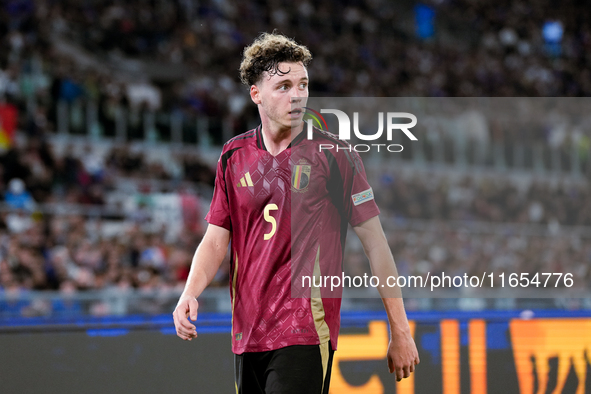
[330,317,591,393]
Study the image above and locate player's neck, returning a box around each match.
[261,122,304,156]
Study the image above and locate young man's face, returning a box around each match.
[250,61,309,132]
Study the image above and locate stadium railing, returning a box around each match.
[52,99,590,177]
[1,287,590,321]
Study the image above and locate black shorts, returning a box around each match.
[234,341,334,394]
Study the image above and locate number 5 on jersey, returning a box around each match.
[264,204,278,240]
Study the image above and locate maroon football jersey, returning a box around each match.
[205,125,379,354]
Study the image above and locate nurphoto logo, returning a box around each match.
[304,107,418,153]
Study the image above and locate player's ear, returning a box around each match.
[250,84,261,105]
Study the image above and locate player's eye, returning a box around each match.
[299,83,307,89]
[279,85,289,91]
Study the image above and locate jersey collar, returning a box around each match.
[256,125,267,151]
[256,124,307,151]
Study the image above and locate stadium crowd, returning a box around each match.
[345,227,591,291]
[38,0,591,98]
[1,0,591,312]
[2,0,591,140]
[1,136,590,302]
[0,136,214,205]
[374,171,591,226]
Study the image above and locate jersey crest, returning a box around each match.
[292,164,311,192]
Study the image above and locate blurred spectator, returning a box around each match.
[4,178,35,210]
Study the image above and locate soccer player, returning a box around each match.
[173,32,419,394]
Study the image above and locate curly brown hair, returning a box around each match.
[239,32,312,86]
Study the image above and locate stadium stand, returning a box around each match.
[1,0,590,318]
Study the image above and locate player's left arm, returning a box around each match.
[353,215,420,381]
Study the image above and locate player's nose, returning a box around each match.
[290,93,303,102]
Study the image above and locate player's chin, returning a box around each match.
[289,118,304,128]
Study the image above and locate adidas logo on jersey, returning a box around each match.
[237,172,254,187]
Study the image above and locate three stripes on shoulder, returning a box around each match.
[237,172,254,187]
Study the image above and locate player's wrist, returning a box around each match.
[179,292,199,303]
[389,323,412,340]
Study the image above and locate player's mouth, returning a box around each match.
[289,108,303,118]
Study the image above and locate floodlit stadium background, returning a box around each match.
[1,1,591,393]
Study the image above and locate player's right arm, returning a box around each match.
[173,223,230,341]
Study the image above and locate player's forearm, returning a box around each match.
[364,236,402,299]
[181,235,228,299]
[354,217,412,336]
[364,242,412,336]
[381,296,412,338]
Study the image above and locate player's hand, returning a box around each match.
[387,329,420,381]
[172,295,199,341]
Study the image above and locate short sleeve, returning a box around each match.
[205,153,232,230]
[342,151,380,227]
